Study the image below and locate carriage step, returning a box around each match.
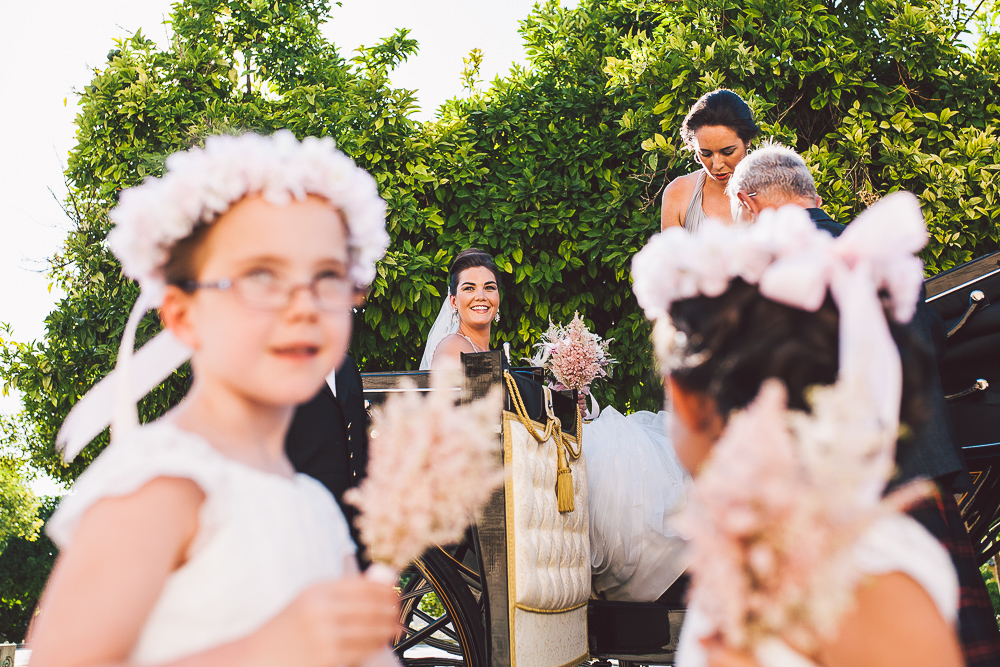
[587,599,680,656]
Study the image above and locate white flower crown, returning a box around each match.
[631,196,927,363]
[108,130,389,304]
[631,192,927,504]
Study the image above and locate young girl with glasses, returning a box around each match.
[28,132,399,667]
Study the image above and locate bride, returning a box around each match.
[421,249,501,370]
[422,249,690,602]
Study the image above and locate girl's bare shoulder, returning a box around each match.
[818,571,963,667]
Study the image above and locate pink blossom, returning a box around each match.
[344,370,504,570]
[631,196,925,330]
[527,312,616,394]
[677,379,929,653]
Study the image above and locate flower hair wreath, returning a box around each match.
[109,130,389,299]
[58,131,390,460]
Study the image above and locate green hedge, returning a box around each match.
[3,0,1000,482]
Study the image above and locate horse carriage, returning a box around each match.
[360,251,1000,667]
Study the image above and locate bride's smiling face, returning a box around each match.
[451,266,499,328]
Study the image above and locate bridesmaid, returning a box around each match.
[660,89,760,230]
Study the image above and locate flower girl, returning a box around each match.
[28,132,399,667]
[632,194,963,667]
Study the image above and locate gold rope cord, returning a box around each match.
[504,370,578,512]
[503,371,556,444]
[541,382,584,461]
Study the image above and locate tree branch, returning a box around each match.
[952,0,989,45]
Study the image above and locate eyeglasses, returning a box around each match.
[182,272,356,312]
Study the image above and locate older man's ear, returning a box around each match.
[734,191,763,224]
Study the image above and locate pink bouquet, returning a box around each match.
[528,312,616,396]
[677,379,929,657]
[344,368,504,578]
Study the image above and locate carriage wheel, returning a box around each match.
[394,545,487,667]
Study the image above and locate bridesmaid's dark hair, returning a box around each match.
[449,249,501,296]
[680,89,760,146]
[667,278,933,430]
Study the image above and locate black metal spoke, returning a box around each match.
[395,615,454,653]
[391,546,485,666]
[441,545,481,585]
[399,584,436,603]
[400,658,466,667]
[410,607,460,641]
[461,573,483,594]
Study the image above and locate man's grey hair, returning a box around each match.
[726,141,817,203]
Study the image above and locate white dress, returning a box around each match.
[584,406,690,601]
[675,512,960,667]
[419,304,691,601]
[47,420,357,665]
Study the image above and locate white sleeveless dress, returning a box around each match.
[47,420,357,665]
[675,512,960,666]
[584,407,690,601]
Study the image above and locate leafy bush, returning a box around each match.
[0,418,41,550]
[2,0,1000,484]
[0,498,59,643]
[605,0,1000,270]
[981,560,1000,629]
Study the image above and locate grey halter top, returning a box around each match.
[683,171,709,232]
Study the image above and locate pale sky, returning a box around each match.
[0,0,574,493]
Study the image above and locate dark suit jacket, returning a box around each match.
[806,207,846,237]
[285,355,370,556]
[807,208,970,491]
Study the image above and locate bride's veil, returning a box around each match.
[419,296,458,370]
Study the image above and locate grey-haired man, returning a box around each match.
[726,141,843,237]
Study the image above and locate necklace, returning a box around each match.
[458,333,482,352]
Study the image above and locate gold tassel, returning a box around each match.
[556,438,575,512]
[557,467,575,512]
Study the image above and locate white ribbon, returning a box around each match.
[759,193,926,323]
[757,192,928,503]
[56,295,193,461]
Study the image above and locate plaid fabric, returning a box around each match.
[907,484,1000,667]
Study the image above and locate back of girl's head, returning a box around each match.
[449,249,500,296]
[680,89,760,146]
[667,278,933,430]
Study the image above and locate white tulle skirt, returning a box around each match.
[583,407,690,601]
